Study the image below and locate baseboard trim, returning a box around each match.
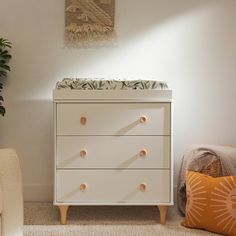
[23,184,178,203]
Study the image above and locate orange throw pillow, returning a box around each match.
[182,171,236,236]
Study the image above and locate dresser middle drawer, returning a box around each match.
[56,136,170,169]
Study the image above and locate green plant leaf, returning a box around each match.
[0,105,6,116]
[0,54,11,61]
[0,64,10,71]
[0,49,10,55]
[0,38,12,115]
[0,70,7,77]
[0,38,12,49]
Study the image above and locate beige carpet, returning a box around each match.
[24,203,219,236]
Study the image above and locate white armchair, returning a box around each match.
[0,149,23,236]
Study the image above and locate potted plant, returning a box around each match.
[0,38,12,116]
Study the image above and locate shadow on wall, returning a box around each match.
[117,0,214,40]
[2,0,216,101]
[57,0,216,81]
[61,0,211,48]
[0,99,54,186]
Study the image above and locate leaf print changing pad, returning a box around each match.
[56,78,169,90]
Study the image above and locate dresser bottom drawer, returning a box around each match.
[56,170,170,204]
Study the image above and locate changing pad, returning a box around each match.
[56,78,169,90]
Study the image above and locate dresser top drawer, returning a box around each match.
[56,103,170,135]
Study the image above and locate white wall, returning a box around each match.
[0,0,236,201]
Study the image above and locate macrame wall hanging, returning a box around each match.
[65,0,115,46]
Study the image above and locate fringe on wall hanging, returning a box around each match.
[65,0,116,46]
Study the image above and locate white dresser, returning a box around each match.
[53,80,173,225]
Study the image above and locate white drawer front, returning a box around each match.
[57,136,170,169]
[56,170,170,204]
[57,103,170,135]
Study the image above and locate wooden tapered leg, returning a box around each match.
[157,205,168,225]
[58,205,69,225]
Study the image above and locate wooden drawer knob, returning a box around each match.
[140,115,148,123]
[139,149,147,157]
[80,183,87,191]
[80,116,87,125]
[139,183,147,192]
[80,149,87,158]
